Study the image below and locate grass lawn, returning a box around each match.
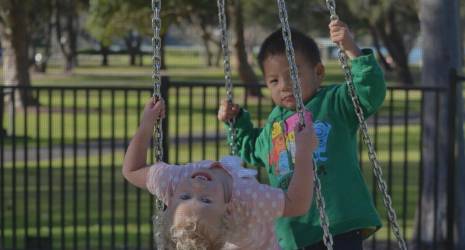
[0,50,454,249]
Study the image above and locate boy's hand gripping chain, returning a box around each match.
[276,0,334,249]
[325,1,407,250]
[217,0,238,156]
[151,0,165,248]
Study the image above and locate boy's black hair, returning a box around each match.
[257,28,321,72]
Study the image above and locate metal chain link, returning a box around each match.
[325,1,407,249]
[325,0,338,21]
[312,159,334,249]
[217,0,238,156]
[152,0,163,163]
[276,0,306,128]
[151,0,165,248]
[276,1,334,249]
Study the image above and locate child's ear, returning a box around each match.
[315,63,325,81]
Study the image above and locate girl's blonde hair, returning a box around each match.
[154,209,227,250]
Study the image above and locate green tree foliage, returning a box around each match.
[177,0,220,66]
[244,0,317,33]
[345,0,419,84]
[86,0,189,66]
[86,0,124,47]
[242,1,365,37]
[243,0,419,85]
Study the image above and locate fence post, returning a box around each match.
[0,86,4,137]
[447,68,462,250]
[8,90,14,135]
[161,76,169,162]
[450,69,465,250]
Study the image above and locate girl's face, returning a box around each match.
[263,52,324,109]
[169,163,231,231]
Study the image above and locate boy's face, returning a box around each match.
[263,52,324,109]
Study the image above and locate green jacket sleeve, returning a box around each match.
[225,109,266,166]
[332,49,386,131]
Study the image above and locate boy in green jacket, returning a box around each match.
[218,20,384,250]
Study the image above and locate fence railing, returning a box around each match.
[0,81,456,250]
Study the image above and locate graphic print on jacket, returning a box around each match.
[269,111,332,189]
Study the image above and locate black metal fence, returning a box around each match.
[0,81,458,250]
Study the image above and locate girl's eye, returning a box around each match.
[269,80,278,85]
[200,197,212,204]
[180,194,191,200]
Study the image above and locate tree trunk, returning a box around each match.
[101,44,109,66]
[55,0,78,73]
[200,25,213,67]
[125,32,142,66]
[33,0,53,73]
[215,40,222,67]
[0,0,36,107]
[138,51,143,67]
[135,36,142,66]
[369,25,393,72]
[455,74,465,250]
[413,0,464,249]
[66,0,78,69]
[375,9,414,85]
[67,0,79,70]
[126,39,137,66]
[129,53,136,66]
[231,0,261,97]
[451,1,465,249]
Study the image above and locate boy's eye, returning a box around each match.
[200,197,212,204]
[268,79,278,85]
[179,193,191,200]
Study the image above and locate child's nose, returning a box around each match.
[191,178,208,190]
[280,79,293,91]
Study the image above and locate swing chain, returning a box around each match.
[151,0,165,248]
[217,0,238,155]
[325,0,338,21]
[325,1,407,249]
[152,0,163,163]
[276,0,306,128]
[313,159,334,249]
[345,57,407,250]
[276,1,334,249]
